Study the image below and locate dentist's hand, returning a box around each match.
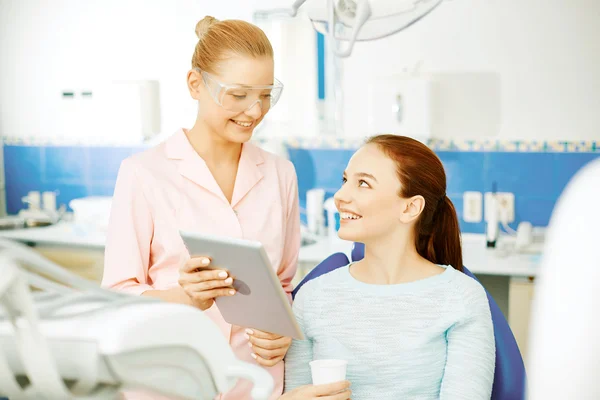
[245,328,292,367]
[178,256,236,311]
[280,381,352,399]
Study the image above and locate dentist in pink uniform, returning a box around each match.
[102,16,304,400]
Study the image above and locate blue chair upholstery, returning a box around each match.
[351,242,365,265]
[292,252,350,299]
[460,267,527,400]
[294,242,526,400]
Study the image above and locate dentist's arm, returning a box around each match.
[278,161,301,302]
[141,286,192,304]
[102,159,157,296]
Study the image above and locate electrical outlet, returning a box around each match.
[484,192,515,223]
[463,191,483,223]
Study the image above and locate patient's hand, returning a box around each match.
[245,328,292,367]
[280,381,352,400]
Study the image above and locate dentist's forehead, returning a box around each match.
[216,55,274,85]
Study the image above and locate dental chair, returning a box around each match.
[293,242,527,400]
[0,238,273,400]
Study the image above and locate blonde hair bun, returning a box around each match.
[191,17,273,73]
[195,16,219,40]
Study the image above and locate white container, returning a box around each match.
[306,188,326,236]
[324,197,341,241]
[485,194,499,247]
[42,191,57,213]
[310,359,348,385]
[22,191,41,210]
[69,196,113,233]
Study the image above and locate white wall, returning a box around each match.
[2,0,600,142]
[0,0,299,142]
[340,0,600,140]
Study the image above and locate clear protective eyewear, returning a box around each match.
[197,69,284,113]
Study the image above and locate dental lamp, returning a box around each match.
[0,238,273,400]
[253,0,443,138]
[287,0,444,57]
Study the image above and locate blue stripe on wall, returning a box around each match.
[316,32,325,100]
[287,147,599,233]
[3,145,146,214]
[3,142,599,237]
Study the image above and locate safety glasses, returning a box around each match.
[197,69,284,113]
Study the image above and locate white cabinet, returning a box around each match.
[367,76,433,142]
[0,141,5,217]
[509,277,536,366]
[34,246,105,284]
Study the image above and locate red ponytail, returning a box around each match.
[366,135,463,271]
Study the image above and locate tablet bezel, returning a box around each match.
[179,230,304,340]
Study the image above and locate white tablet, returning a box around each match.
[179,230,305,340]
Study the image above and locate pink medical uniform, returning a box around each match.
[102,128,301,399]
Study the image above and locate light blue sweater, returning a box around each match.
[284,264,495,400]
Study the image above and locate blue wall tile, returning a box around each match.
[484,152,555,197]
[287,146,599,234]
[51,184,90,208]
[312,150,354,190]
[288,147,354,224]
[437,152,485,195]
[4,141,599,235]
[44,146,89,183]
[89,182,118,197]
[288,148,354,200]
[553,153,599,196]
[514,197,557,227]
[3,145,145,214]
[287,148,317,198]
[4,146,44,213]
[4,145,44,183]
[89,146,142,181]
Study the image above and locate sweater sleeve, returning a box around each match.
[284,285,314,391]
[440,284,496,400]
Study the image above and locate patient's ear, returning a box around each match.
[399,195,425,223]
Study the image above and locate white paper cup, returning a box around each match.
[309,359,348,385]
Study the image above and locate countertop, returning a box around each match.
[0,223,540,277]
[0,222,106,249]
[298,234,539,277]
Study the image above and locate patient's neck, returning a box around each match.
[353,230,437,285]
